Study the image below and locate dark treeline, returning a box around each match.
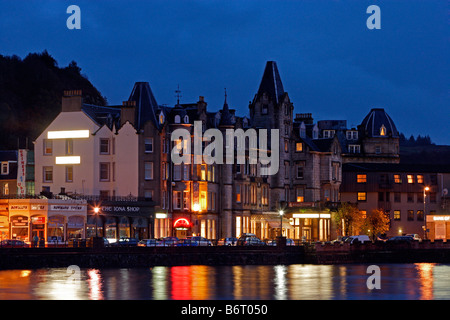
[399,133,434,147]
[0,50,106,150]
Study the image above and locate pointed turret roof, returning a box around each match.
[128,82,161,130]
[256,61,285,104]
[219,89,234,126]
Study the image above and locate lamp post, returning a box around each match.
[423,187,429,240]
[94,207,100,237]
[279,210,284,237]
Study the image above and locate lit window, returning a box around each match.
[296,142,303,152]
[360,211,367,219]
[43,139,53,155]
[65,166,73,182]
[380,124,386,136]
[394,210,401,221]
[357,192,367,201]
[296,188,304,203]
[200,191,207,211]
[357,174,367,183]
[200,164,206,181]
[416,175,424,184]
[284,140,289,152]
[65,139,73,155]
[43,167,53,183]
[394,174,401,183]
[407,175,414,184]
[236,185,241,203]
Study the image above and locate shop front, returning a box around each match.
[426,214,450,241]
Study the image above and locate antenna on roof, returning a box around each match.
[175,84,182,106]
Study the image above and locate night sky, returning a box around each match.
[1,0,448,144]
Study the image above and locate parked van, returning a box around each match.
[344,235,371,244]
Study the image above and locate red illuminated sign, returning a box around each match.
[173,218,191,229]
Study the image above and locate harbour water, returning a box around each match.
[0,263,449,300]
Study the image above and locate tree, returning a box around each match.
[362,209,390,241]
[334,202,365,237]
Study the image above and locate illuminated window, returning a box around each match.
[65,166,73,182]
[394,210,401,221]
[357,174,367,183]
[3,183,9,196]
[296,188,304,202]
[200,191,207,211]
[394,174,401,183]
[236,185,241,203]
[43,166,53,183]
[296,142,303,152]
[360,211,367,219]
[407,175,414,184]
[65,139,73,155]
[380,124,386,136]
[284,140,289,152]
[183,191,189,210]
[417,210,424,221]
[43,139,53,155]
[357,192,367,201]
[200,164,206,181]
[416,175,424,184]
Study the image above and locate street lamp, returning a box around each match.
[94,207,100,237]
[423,186,430,240]
[279,210,284,237]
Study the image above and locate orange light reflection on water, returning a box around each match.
[415,263,435,300]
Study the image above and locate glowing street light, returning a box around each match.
[279,210,284,237]
[423,186,430,239]
[94,207,100,237]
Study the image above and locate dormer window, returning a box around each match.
[174,115,181,124]
[323,130,335,138]
[159,113,165,124]
[346,130,358,140]
[380,124,386,136]
[184,115,189,123]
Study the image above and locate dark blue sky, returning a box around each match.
[1,0,448,144]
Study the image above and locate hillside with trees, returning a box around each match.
[0,50,106,150]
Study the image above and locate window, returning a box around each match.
[184,115,189,123]
[65,139,73,155]
[183,191,190,210]
[407,175,414,184]
[236,185,241,203]
[144,138,153,153]
[99,163,110,181]
[394,192,401,203]
[394,210,401,221]
[375,145,381,154]
[173,164,181,181]
[65,166,73,182]
[357,192,367,201]
[323,130,335,138]
[200,164,206,181]
[144,190,153,201]
[430,175,437,185]
[296,188,304,202]
[430,192,437,203]
[1,162,8,175]
[380,124,386,136]
[183,164,190,181]
[357,174,367,183]
[407,193,414,203]
[262,104,268,115]
[43,166,53,183]
[394,174,401,184]
[348,145,360,154]
[3,183,9,196]
[284,140,289,152]
[296,142,303,152]
[43,139,53,155]
[262,186,268,205]
[417,193,424,203]
[417,210,424,221]
[100,139,110,154]
[360,211,367,219]
[378,192,384,202]
[346,131,358,140]
[285,161,289,179]
[174,115,181,124]
[173,191,182,209]
[407,210,414,221]
[144,162,153,180]
[200,191,207,211]
[99,190,110,200]
[416,175,424,184]
[296,164,304,179]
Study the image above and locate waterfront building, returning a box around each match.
[340,163,450,238]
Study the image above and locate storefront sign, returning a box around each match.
[17,149,27,195]
[50,205,84,211]
[100,206,140,213]
[174,218,191,229]
[31,217,46,224]
[11,216,28,227]
[10,205,29,210]
[31,205,46,210]
[433,216,450,221]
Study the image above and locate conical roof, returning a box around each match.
[128,82,161,130]
[256,61,285,104]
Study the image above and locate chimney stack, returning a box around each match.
[62,90,83,112]
[121,100,136,126]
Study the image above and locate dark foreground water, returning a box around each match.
[0,263,449,300]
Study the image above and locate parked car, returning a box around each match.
[103,237,110,246]
[189,236,212,246]
[138,239,162,247]
[160,237,179,246]
[110,237,139,247]
[0,239,29,248]
[237,233,265,246]
[344,235,371,244]
[331,236,349,244]
[406,234,422,241]
[217,237,238,246]
[177,238,199,246]
[266,238,295,246]
[388,236,415,243]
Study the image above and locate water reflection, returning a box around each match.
[0,264,449,300]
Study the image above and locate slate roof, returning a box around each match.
[255,61,286,104]
[360,108,399,138]
[128,82,161,130]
